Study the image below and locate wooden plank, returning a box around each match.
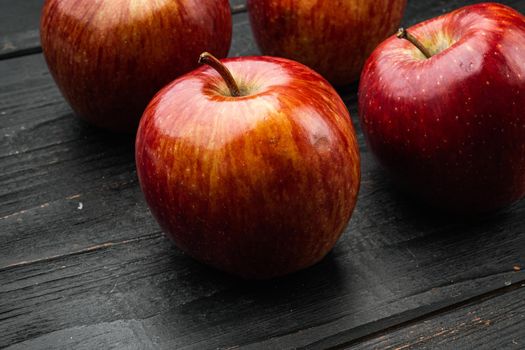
[1,51,525,348]
[1,226,524,348]
[0,0,44,58]
[347,283,525,350]
[1,206,524,349]
[0,0,248,59]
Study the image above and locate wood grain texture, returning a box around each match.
[1,1,525,349]
[348,283,525,350]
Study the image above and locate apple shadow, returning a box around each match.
[368,163,521,230]
[349,156,525,294]
[10,110,140,218]
[171,246,347,299]
[145,246,361,348]
[70,113,137,149]
[58,111,138,180]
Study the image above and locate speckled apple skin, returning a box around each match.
[136,56,361,279]
[40,0,232,132]
[248,0,407,86]
[359,3,525,213]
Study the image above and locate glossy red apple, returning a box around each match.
[136,53,361,279]
[248,0,407,86]
[40,0,232,132]
[359,3,525,213]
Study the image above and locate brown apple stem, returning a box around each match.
[396,28,432,59]
[198,52,241,97]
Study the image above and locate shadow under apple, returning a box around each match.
[138,244,367,348]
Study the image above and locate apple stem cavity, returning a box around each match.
[396,28,432,59]
[198,52,241,97]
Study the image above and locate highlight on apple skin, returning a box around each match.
[247,0,407,86]
[135,54,361,279]
[40,0,232,133]
[358,3,525,213]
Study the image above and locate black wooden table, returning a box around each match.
[1,1,525,349]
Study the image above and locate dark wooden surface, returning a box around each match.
[1,1,525,349]
[348,285,525,349]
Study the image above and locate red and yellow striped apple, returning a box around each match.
[136,53,361,279]
[359,3,525,213]
[248,0,407,86]
[41,0,232,132]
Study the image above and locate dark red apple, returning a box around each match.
[135,53,361,279]
[359,3,525,213]
[247,0,407,86]
[40,0,232,132]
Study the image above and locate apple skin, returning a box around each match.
[247,0,407,86]
[359,3,525,213]
[40,0,232,133]
[135,56,361,279]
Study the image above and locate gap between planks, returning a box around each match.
[314,274,525,350]
[0,232,163,272]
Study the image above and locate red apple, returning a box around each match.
[358,3,525,213]
[135,53,361,279]
[40,0,232,132]
[247,0,407,86]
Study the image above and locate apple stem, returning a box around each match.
[198,52,241,97]
[396,28,432,59]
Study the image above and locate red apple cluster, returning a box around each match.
[40,1,525,279]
